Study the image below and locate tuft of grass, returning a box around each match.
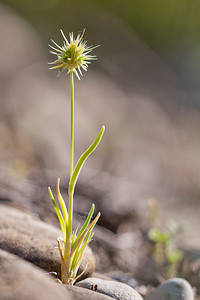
[48,30,104,285]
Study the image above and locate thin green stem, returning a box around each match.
[65,71,74,264]
[67,191,73,250]
[63,191,73,283]
[70,71,74,180]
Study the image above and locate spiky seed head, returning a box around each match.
[49,29,98,79]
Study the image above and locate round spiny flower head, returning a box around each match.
[49,30,98,79]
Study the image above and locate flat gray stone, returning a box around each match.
[76,277,143,300]
[145,278,194,300]
[0,249,71,300]
[0,205,95,280]
[65,285,114,300]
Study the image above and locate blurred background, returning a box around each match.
[0,0,200,253]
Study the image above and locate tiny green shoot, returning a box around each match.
[148,199,183,279]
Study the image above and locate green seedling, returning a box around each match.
[148,199,183,279]
[48,30,105,285]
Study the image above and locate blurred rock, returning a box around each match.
[0,205,95,280]
[76,277,143,300]
[0,249,71,300]
[0,248,113,300]
[104,271,139,289]
[145,278,194,300]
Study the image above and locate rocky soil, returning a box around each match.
[0,203,198,299]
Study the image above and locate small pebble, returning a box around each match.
[145,278,194,300]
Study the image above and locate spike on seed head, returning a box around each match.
[49,29,98,79]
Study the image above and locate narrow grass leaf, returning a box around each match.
[75,204,95,242]
[69,126,105,194]
[48,187,65,239]
[71,242,90,277]
[57,178,68,223]
[68,213,100,262]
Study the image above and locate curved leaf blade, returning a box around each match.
[68,212,101,263]
[75,204,95,242]
[57,178,68,223]
[48,187,66,240]
[68,126,105,194]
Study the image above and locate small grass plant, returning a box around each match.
[148,198,183,279]
[48,30,105,285]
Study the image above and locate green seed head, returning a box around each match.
[49,30,98,79]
